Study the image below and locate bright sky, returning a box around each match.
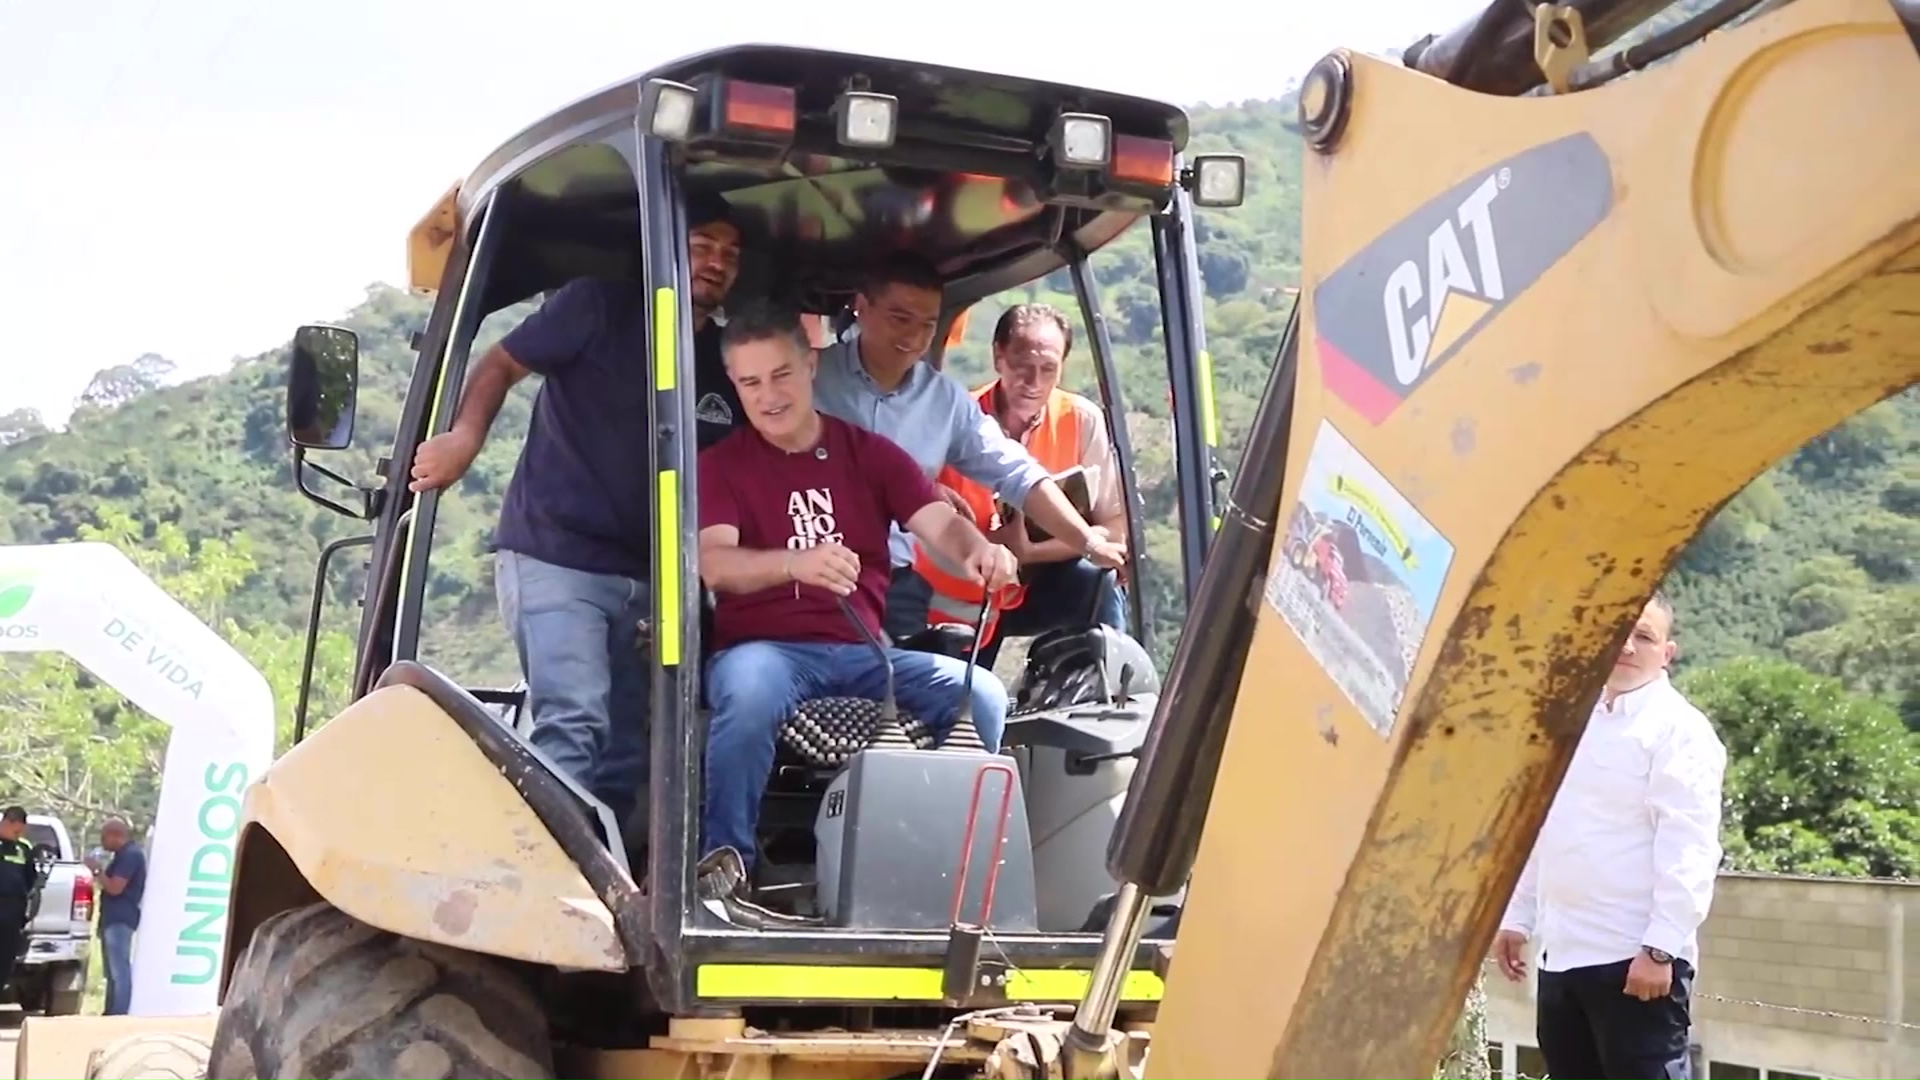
[1,0,1482,426]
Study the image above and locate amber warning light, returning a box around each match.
[1111,134,1176,188]
[721,80,797,135]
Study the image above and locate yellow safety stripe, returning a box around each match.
[694,963,1164,1002]
[394,336,460,622]
[651,286,682,667]
[652,287,678,392]
[656,471,682,667]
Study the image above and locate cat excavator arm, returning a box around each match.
[1066,0,1920,1075]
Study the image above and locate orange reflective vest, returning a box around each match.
[913,383,1084,647]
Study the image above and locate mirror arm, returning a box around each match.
[292,446,380,521]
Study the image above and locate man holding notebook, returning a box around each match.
[906,303,1131,666]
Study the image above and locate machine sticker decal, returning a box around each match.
[1263,420,1455,739]
[1313,132,1614,424]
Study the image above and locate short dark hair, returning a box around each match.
[1,807,25,824]
[993,303,1075,360]
[861,252,943,299]
[719,300,812,357]
[1647,589,1676,635]
[685,187,736,231]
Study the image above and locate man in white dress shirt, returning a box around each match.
[1493,592,1728,1079]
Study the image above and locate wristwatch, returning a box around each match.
[1641,946,1674,964]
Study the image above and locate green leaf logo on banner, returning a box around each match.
[0,571,36,619]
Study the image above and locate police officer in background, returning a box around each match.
[0,805,44,997]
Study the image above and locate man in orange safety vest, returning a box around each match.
[911,303,1129,667]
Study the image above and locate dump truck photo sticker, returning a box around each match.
[1263,420,1455,739]
[1313,132,1614,424]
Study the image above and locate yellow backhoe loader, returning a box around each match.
[19,0,1920,1076]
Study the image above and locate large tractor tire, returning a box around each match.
[206,902,554,1079]
[85,1032,212,1079]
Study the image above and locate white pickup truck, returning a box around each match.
[3,812,92,1016]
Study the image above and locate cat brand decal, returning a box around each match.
[1313,133,1615,424]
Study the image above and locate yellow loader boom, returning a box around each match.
[1070,0,1920,1076]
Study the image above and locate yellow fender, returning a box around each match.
[219,683,626,996]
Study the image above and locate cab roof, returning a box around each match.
[408,44,1196,317]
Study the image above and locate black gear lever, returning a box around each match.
[942,590,996,753]
[837,594,912,748]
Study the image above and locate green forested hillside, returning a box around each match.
[4,95,1916,873]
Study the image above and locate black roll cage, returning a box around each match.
[296,46,1229,1015]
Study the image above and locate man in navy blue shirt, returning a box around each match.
[93,816,145,1015]
[406,191,745,828]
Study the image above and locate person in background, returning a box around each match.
[404,191,745,830]
[93,816,146,1016]
[809,254,1125,643]
[0,807,39,1000]
[911,302,1130,666]
[1493,592,1727,1080]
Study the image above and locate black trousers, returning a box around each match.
[1537,957,1695,1080]
[0,896,26,996]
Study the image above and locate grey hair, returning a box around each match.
[719,299,811,358]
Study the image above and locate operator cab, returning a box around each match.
[283,44,1239,1018]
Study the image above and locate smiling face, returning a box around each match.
[1607,597,1677,695]
[688,219,742,316]
[993,314,1069,429]
[853,279,942,374]
[725,330,816,445]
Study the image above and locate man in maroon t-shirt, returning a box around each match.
[697,302,1019,878]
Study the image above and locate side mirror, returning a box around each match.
[287,324,360,450]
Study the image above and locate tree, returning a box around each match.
[0,407,49,447]
[1679,658,1920,878]
[1435,973,1492,1079]
[75,353,177,412]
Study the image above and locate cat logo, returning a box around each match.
[1313,133,1615,424]
[1383,171,1506,388]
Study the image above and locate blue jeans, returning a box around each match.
[495,551,652,827]
[701,640,1009,870]
[100,922,133,1015]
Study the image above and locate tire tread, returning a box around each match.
[206,902,553,1079]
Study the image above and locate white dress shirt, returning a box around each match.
[1500,671,1728,971]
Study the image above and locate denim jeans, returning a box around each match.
[495,550,652,828]
[100,922,134,1015]
[701,640,1009,870]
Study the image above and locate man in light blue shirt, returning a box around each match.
[813,253,1126,641]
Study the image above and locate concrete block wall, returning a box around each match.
[1485,873,1919,1079]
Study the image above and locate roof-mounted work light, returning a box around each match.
[1049,112,1112,169]
[835,91,898,149]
